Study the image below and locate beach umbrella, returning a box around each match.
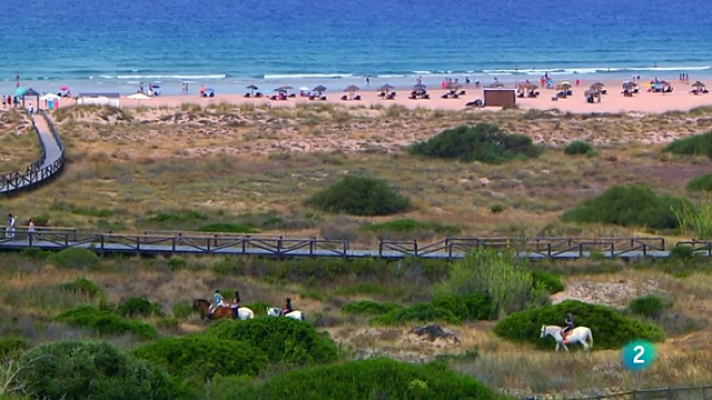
[518,82,538,90]
[344,85,360,99]
[622,81,636,90]
[378,84,394,92]
[590,82,605,89]
[14,87,26,97]
[246,84,259,96]
[693,81,706,88]
[313,85,327,93]
[413,83,427,90]
[59,86,69,91]
[558,82,572,90]
[128,92,152,106]
[584,88,600,96]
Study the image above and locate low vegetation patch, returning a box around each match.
[197,222,260,233]
[430,294,496,321]
[408,123,542,164]
[47,247,100,270]
[663,130,712,159]
[629,294,670,318]
[215,358,503,400]
[686,172,712,192]
[59,277,104,299]
[134,336,268,382]
[561,184,686,230]
[116,297,164,318]
[341,300,403,316]
[55,306,157,339]
[204,318,340,364]
[361,219,460,236]
[305,174,412,216]
[0,337,29,359]
[564,140,596,156]
[531,270,565,294]
[493,300,664,350]
[370,303,460,326]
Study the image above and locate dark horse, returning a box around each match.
[193,298,235,320]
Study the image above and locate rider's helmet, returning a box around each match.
[215,289,220,293]
[286,297,291,303]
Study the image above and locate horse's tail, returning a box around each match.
[587,329,594,349]
[302,311,306,321]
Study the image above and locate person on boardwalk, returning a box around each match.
[27,218,35,242]
[7,214,16,239]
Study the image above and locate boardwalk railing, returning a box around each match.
[568,385,712,399]
[0,228,690,260]
[0,110,65,195]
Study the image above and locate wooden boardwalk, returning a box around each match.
[0,110,65,195]
[1,228,710,260]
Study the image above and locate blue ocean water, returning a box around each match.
[0,0,710,94]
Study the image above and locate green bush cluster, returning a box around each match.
[0,337,29,359]
[408,123,542,164]
[134,336,268,382]
[686,172,712,191]
[629,294,670,318]
[59,276,105,298]
[531,270,565,294]
[564,140,596,156]
[47,247,101,270]
[214,358,504,400]
[15,341,183,400]
[561,184,686,229]
[493,300,664,350]
[305,174,412,216]
[55,306,157,339]
[361,219,460,236]
[430,294,496,321]
[370,303,461,326]
[172,301,195,319]
[205,318,340,364]
[197,222,260,233]
[663,130,712,159]
[117,297,164,318]
[341,300,402,316]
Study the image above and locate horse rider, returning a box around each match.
[231,291,242,319]
[562,312,575,343]
[209,289,225,316]
[281,298,293,316]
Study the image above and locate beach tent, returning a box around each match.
[78,92,121,107]
[21,88,40,108]
[127,92,151,106]
[40,93,61,110]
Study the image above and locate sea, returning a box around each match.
[0,0,711,95]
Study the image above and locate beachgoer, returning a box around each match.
[27,218,35,242]
[7,214,16,239]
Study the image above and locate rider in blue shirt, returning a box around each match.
[209,290,224,315]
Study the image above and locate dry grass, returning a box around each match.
[0,109,40,172]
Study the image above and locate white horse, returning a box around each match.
[267,307,305,321]
[233,306,255,320]
[540,325,593,352]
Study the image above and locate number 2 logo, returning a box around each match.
[633,345,645,364]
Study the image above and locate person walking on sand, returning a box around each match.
[366,76,370,87]
[7,214,16,239]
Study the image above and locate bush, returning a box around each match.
[305,174,412,216]
[408,123,542,164]
[493,300,664,350]
[531,270,565,294]
[117,297,164,318]
[204,318,340,364]
[15,340,183,400]
[241,301,270,316]
[361,219,460,236]
[564,140,595,156]
[19,247,49,260]
[167,256,186,270]
[211,358,503,400]
[436,249,549,318]
[561,184,687,230]
[172,301,195,319]
[686,172,712,191]
[370,303,460,326]
[134,336,268,382]
[430,294,496,321]
[0,337,29,359]
[630,294,670,318]
[47,247,100,270]
[663,130,712,159]
[341,300,402,316]
[669,245,698,261]
[59,276,104,298]
[55,306,158,339]
[197,223,260,233]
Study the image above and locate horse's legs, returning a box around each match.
[563,343,569,352]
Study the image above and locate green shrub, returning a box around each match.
[370,303,460,326]
[361,219,460,236]
[197,223,260,233]
[212,258,245,276]
[686,172,712,191]
[663,130,712,159]
[167,256,186,270]
[408,123,542,164]
[241,302,270,316]
[629,294,669,318]
[211,358,503,400]
[55,306,157,339]
[204,318,340,364]
[47,247,100,270]
[436,249,549,318]
[134,336,268,382]
[59,276,104,298]
[561,184,687,230]
[15,340,183,400]
[669,245,698,261]
[172,301,195,319]
[305,174,412,216]
[430,294,496,321]
[531,270,565,294]
[493,300,664,350]
[341,300,402,316]
[0,337,29,359]
[564,140,595,156]
[490,204,505,213]
[19,247,49,260]
[117,297,164,318]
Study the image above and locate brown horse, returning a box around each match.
[192,299,255,321]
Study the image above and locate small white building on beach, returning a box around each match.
[77,92,121,107]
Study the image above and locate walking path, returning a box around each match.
[0,110,65,194]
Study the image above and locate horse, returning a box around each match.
[540,325,593,352]
[192,299,254,321]
[266,306,305,321]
